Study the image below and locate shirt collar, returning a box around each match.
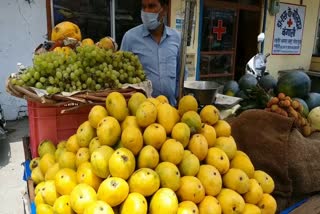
[142,24,174,37]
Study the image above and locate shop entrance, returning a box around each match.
[199,0,263,83]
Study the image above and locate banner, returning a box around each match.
[272,3,306,55]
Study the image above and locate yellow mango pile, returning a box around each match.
[30,92,277,214]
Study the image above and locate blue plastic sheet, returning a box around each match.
[22,160,36,213]
[280,198,308,214]
[23,160,31,181]
[30,202,36,214]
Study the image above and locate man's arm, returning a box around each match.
[120,33,130,51]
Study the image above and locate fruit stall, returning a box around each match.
[6,21,320,214]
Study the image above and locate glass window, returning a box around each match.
[53,0,111,42]
[200,54,232,75]
[52,0,142,45]
[201,9,236,51]
[115,0,142,46]
[199,7,237,80]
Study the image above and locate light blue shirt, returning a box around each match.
[120,24,186,106]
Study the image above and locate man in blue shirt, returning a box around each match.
[120,0,186,106]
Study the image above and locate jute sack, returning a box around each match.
[230,109,320,212]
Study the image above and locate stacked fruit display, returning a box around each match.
[10,45,146,93]
[30,93,277,214]
[10,21,146,93]
[265,92,316,137]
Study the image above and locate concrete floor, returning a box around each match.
[0,118,29,214]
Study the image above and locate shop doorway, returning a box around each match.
[235,10,262,80]
[199,0,263,83]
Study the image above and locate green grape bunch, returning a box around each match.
[10,45,146,94]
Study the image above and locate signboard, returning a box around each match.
[272,3,306,55]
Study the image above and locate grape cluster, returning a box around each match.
[11,45,146,94]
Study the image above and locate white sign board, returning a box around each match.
[272,3,306,55]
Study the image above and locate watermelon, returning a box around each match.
[223,80,240,96]
[304,92,320,111]
[293,97,309,117]
[276,71,311,98]
[238,74,258,91]
[258,74,277,92]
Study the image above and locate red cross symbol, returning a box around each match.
[287,18,293,27]
[213,20,226,41]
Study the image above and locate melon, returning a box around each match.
[238,74,258,91]
[258,74,277,92]
[308,106,320,130]
[276,71,311,98]
[304,92,320,111]
[223,80,240,97]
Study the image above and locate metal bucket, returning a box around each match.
[183,81,222,105]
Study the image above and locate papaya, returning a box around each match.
[97,37,117,51]
[51,21,82,41]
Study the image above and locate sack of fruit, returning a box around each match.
[229,109,320,211]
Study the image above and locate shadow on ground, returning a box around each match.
[0,117,29,168]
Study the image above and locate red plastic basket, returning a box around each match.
[27,101,92,158]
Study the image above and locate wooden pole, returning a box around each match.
[178,0,196,102]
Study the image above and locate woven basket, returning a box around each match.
[6,77,149,113]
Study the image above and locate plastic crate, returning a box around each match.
[27,101,92,158]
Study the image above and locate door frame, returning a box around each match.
[196,0,263,80]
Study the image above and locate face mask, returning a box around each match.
[141,9,162,30]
